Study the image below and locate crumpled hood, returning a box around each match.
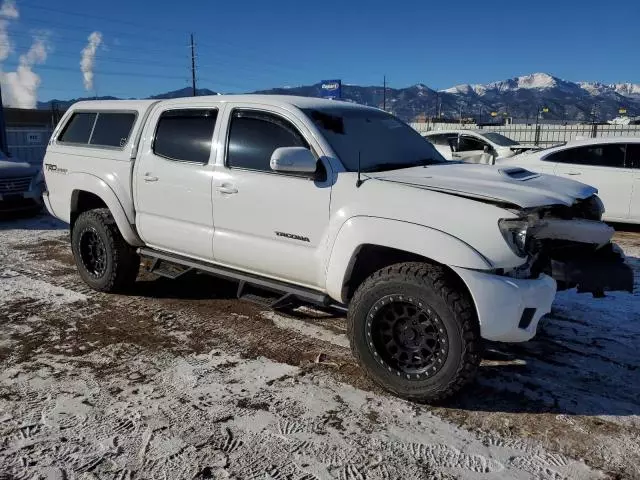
[371,163,596,208]
[0,159,39,178]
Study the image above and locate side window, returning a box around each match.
[58,112,96,144]
[458,135,487,152]
[90,113,136,148]
[227,110,308,172]
[153,109,217,163]
[626,143,640,169]
[551,144,626,168]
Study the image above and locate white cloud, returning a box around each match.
[2,34,51,108]
[0,0,52,108]
[80,31,102,91]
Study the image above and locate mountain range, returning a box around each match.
[38,74,640,123]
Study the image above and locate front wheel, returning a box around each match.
[347,262,481,403]
[71,208,140,292]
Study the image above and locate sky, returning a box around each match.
[0,0,639,104]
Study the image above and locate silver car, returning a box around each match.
[0,152,45,216]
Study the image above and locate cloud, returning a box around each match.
[80,31,102,91]
[0,0,52,108]
[0,0,19,62]
[1,34,51,108]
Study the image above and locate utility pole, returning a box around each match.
[190,33,197,97]
[383,75,386,111]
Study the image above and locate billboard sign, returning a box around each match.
[320,79,342,99]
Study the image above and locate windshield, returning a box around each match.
[478,132,520,146]
[303,107,448,172]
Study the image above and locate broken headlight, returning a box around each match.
[498,218,529,257]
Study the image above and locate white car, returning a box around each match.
[423,130,541,164]
[42,96,632,402]
[497,137,640,224]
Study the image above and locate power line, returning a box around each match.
[0,62,189,81]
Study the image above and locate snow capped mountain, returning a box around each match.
[611,83,640,98]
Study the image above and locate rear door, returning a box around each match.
[627,143,640,223]
[134,104,221,260]
[550,143,632,221]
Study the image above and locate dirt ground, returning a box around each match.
[0,214,639,479]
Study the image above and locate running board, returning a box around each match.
[138,247,340,310]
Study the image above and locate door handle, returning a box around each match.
[143,174,158,182]
[564,172,581,176]
[218,184,238,195]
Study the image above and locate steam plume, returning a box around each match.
[80,31,102,91]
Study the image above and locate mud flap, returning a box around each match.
[550,243,634,295]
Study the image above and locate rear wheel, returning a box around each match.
[347,262,481,402]
[71,208,140,292]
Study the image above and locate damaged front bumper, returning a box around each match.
[527,218,634,295]
[549,242,634,295]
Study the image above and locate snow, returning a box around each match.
[1,214,639,477]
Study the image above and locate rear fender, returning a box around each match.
[325,216,491,303]
[69,173,143,246]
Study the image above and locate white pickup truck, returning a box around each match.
[43,95,633,402]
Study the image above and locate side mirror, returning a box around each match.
[270,147,317,173]
[483,145,490,153]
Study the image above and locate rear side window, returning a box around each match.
[547,144,626,168]
[90,113,136,148]
[626,143,640,169]
[59,112,96,144]
[153,109,217,163]
[226,110,308,171]
[58,111,136,148]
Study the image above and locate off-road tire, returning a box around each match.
[347,262,482,403]
[71,208,140,292]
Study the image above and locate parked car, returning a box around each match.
[0,152,44,216]
[43,96,632,402]
[497,137,640,224]
[423,130,541,164]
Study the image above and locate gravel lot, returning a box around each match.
[1,214,639,479]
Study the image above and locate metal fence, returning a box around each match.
[6,127,53,165]
[410,122,640,146]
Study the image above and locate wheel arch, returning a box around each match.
[325,216,491,304]
[68,175,143,246]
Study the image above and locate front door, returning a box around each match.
[549,143,633,221]
[211,106,331,288]
[452,134,490,164]
[135,106,220,260]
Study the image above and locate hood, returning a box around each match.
[0,159,39,178]
[371,163,596,208]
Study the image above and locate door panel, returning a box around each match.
[135,108,218,259]
[211,106,331,287]
[549,143,632,221]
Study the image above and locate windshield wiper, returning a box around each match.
[363,159,443,173]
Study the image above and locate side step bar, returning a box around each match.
[138,247,346,311]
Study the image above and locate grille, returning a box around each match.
[0,176,31,193]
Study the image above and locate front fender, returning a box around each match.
[325,216,491,303]
[67,173,143,246]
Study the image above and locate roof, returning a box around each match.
[422,129,477,136]
[562,136,640,147]
[68,95,380,112]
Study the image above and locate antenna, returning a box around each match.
[356,151,363,188]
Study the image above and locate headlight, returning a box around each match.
[498,218,529,257]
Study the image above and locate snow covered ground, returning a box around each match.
[0,214,638,479]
